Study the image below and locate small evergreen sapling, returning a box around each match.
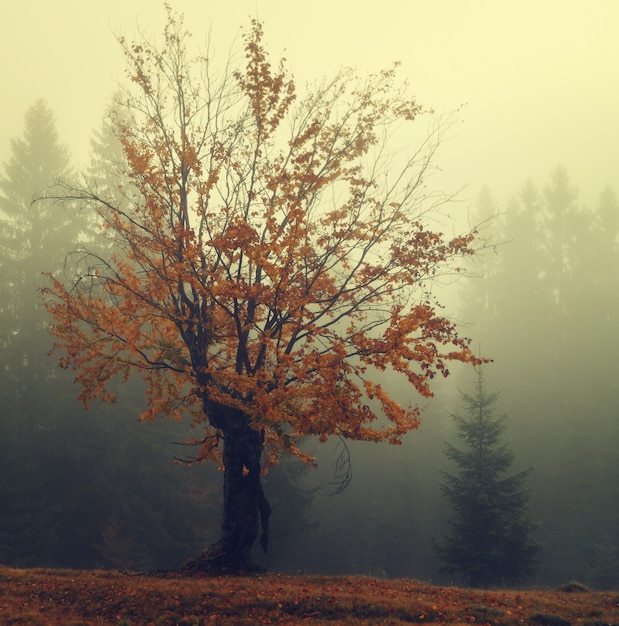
[434,367,540,587]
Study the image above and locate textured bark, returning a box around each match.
[182,402,270,575]
[222,425,270,556]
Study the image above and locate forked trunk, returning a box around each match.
[182,402,270,575]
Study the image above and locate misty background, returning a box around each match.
[1,1,618,587]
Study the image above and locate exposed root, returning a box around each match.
[179,544,266,577]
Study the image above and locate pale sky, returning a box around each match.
[2,1,619,208]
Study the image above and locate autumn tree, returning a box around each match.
[42,10,481,573]
[434,367,540,587]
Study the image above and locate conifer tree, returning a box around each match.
[0,100,76,564]
[0,99,79,385]
[458,171,619,583]
[434,367,540,587]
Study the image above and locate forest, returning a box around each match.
[1,12,619,590]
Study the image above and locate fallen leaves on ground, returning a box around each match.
[1,566,618,625]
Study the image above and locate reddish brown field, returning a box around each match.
[1,566,618,625]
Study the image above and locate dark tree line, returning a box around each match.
[2,99,618,588]
[273,168,619,588]
[459,168,619,586]
[0,101,219,569]
[0,100,316,571]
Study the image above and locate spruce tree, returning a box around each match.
[434,367,540,587]
[0,100,76,565]
[0,99,78,385]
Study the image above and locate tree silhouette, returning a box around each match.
[458,171,619,583]
[434,367,540,587]
[0,100,76,564]
[42,10,481,572]
[0,99,77,380]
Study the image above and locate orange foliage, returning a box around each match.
[41,10,482,469]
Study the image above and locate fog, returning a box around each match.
[4,1,619,203]
[2,1,619,587]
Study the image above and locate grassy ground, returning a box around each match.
[1,566,618,625]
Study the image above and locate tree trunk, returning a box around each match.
[221,425,270,557]
[182,401,271,575]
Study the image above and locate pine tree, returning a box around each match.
[0,99,78,385]
[0,102,224,569]
[458,171,619,584]
[434,367,540,587]
[0,99,76,564]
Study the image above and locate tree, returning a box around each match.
[0,99,76,382]
[42,10,481,573]
[434,367,540,587]
[458,171,619,584]
[0,100,76,565]
[587,537,619,589]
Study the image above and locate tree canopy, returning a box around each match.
[41,10,481,570]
